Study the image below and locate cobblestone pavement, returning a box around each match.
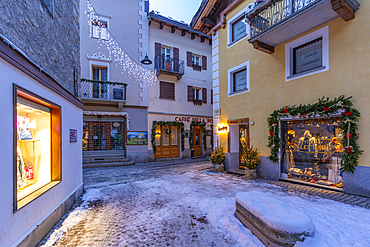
[38,160,370,247]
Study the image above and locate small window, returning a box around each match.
[92,20,108,39]
[228,61,250,96]
[192,55,200,66]
[193,88,202,100]
[92,66,108,99]
[159,81,175,100]
[233,69,247,92]
[231,16,247,43]
[293,37,323,75]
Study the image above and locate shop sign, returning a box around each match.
[214,108,221,116]
[216,124,229,133]
[127,131,148,145]
[174,116,213,124]
[70,129,77,142]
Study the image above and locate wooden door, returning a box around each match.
[154,125,180,158]
[194,126,202,157]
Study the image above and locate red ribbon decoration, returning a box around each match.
[345,133,353,140]
[301,114,307,116]
[343,110,352,116]
[269,122,274,125]
[345,147,353,154]
[323,107,330,112]
[269,131,274,136]
[284,108,288,114]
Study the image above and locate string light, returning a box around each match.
[85,0,158,86]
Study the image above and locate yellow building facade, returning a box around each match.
[191,0,369,196]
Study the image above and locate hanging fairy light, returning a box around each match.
[85,0,157,86]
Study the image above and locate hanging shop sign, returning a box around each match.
[216,124,229,133]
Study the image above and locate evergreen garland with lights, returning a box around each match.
[189,121,207,151]
[267,95,362,173]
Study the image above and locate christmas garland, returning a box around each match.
[151,121,185,154]
[189,121,207,151]
[81,78,128,86]
[267,95,362,173]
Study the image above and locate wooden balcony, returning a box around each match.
[247,0,360,54]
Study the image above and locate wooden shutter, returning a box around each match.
[211,89,213,104]
[160,81,175,100]
[202,56,207,70]
[187,51,192,67]
[155,43,161,68]
[187,85,193,101]
[202,88,207,104]
[173,47,179,72]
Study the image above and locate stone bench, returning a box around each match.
[235,191,315,247]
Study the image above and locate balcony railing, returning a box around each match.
[154,55,185,80]
[80,79,127,101]
[249,0,320,39]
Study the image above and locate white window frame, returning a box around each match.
[90,15,110,40]
[228,60,250,97]
[193,87,202,101]
[285,25,329,82]
[227,4,253,48]
[192,54,201,66]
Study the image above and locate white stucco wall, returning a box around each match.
[0,57,83,247]
[148,22,213,119]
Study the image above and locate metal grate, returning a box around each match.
[80,80,127,101]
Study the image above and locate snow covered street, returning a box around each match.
[39,161,370,247]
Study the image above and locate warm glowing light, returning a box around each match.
[25,108,33,112]
[35,111,42,115]
[216,124,229,133]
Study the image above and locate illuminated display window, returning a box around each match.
[15,87,61,210]
[280,117,343,189]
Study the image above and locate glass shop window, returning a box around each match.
[281,117,343,189]
[15,91,61,210]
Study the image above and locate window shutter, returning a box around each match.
[211,89,213,104]
[173,47,179,72]
[155,43,161,68]
[160,81,175,100]
[202,56,207,70]
[202,88,207,104]
[187,51,192,67]
[187,85,193,102]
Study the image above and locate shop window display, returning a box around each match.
[16,97,52,200]
[281,117,343,189]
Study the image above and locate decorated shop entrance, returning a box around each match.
[190,121,206,157]
[151,121,185,159]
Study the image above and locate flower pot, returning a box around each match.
[245,169,257,179]
[215,163,224,172]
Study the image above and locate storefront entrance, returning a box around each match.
[239,124,250,169]
[154,125,180,158]
[83,120,126,154]
[193,126,202,157]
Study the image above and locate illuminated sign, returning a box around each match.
[216,124,229,133]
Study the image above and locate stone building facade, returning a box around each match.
[0,0,80,93]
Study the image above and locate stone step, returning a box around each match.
[83,158,129,164]
[83,161,135,168]
[83,155,127,161]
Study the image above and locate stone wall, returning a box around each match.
[0,0,80,94]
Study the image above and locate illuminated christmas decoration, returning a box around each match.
[85,0,158,86]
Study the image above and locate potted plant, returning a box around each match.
[240,146,261,179]
[210,146,225,172]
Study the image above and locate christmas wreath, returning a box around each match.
[151,121,185,154]
[267,95,362,173]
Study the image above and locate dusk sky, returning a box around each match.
[149,0,203,24]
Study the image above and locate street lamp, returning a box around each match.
[141,54,152,65]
